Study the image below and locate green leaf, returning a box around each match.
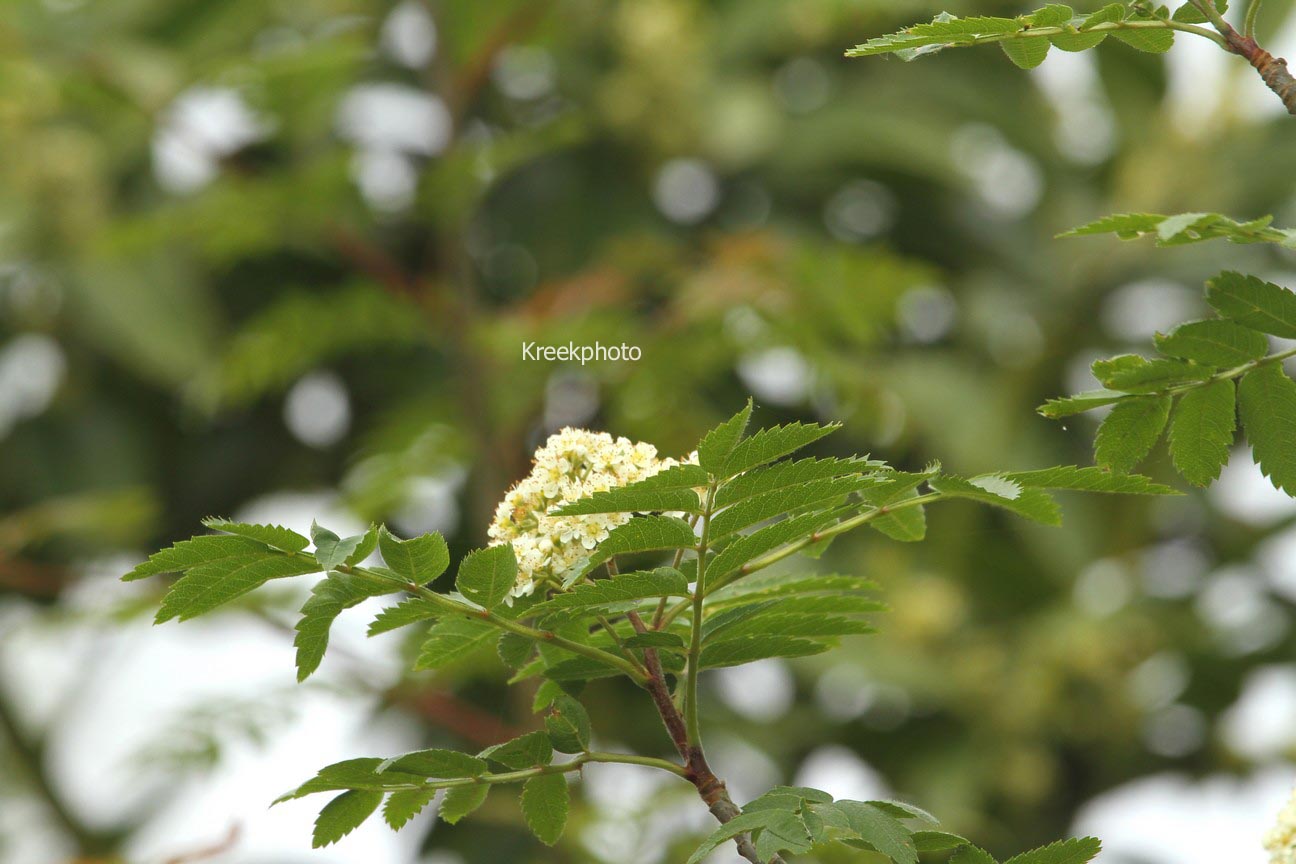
[497,631,533,668]
[1111,27,1174,51]
[1172,0,1226,23]
[552,464,707,515]
[1169,379,1236,486]
[914,830,972,851]
[712,612,874,642]
[295,572,396,681]
[1050,30,1107,50]
[715,457,882,508]
[1003,837,1102,864]
[414,618,498,670]
[1001,36,1050,68]
[155,547,320,623]
[480,731,553,769]
[313,789,383,848]
[312,521,377,571]
[951,846,1000,864]
[1155,319,1270,367]
[1037,390,1129,419]
[710,475,877,539]
[833,800,918,864]
[1004,466,1179,495]
[125,534,302,582]
[688,811,782,864]
[455,544,517,609]
[1238,363,1296,494]
[697,400,753,473]
[531,567,689,617]
[544,695,591,753]
[378,526,450,584]
[928,475,1061,525]
[1092,355,1215,393]
[862,469,939,542]
[699,635,831,668]
[1094,394,1171,474]
[1029,4,1074,26]
[1059,211,1294,248]
[201,518,309,552]
[439,784,489,825]
[585,516,697,571]
[378,748,489,778]
[367,598,438,636]
[520,773,569,846]
[721,421,840,478]
[846,13,1023,58]
[382,788,436,830]
[274,758,427,803]
[753,810,814,860]
[1207,271,1296,338]
[1082,3,1127,27]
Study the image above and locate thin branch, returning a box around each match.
[1189,0,1296,112]
[1244,0,1263,37]
[682,483,716,749]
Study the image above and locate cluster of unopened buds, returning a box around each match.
[487,428,695,598]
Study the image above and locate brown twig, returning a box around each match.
[1190,0,1296,113]
[625,611,779,864]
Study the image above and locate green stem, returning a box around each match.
[682,483,717,747]
[304,556,650,686]
[1165,346,1296,396]
[373,751,691,793]
[1245,0,1263,36]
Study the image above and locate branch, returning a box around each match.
[1190,0,1296,113]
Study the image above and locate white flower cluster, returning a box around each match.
[1267,785,1296,864]
[488,428,691,598]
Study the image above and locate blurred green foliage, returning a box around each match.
[3,0,1296,861]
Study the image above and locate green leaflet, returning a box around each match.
[1003,837,1102,864]
[928,475,1061,525]
[1094,394,1172,474]
[1091,354,1215,393]
[688,810,786,864]
[1110,27,1173,52]
[861,469,938,542]
[295,571,397,681]
[714,456,881,507]
[697,400,753,473]
[201,518,309,552]
[378,748,489,779]
[439,784,489,824]
[1238,363,1296,494]
[1171,0,1227,24]
[377,526,450,584]
[1155,319,1269,367]
[155,549,320,623]
[480,730,553,770]
[699,635,831,668]
[1003,465,1179,495]
[1050,30,1106,50]
[414,618,497,670]
[709,475,877,539]
[1169,379,1236,486]
[455,544,517,609]
[1207,271,1296,338]
[382,788,437,830]
[367,598,438,636]
[520,773,569,846]
[708,612,874,642]
[311,521,378,572]
[313,789,382,848]
[833,800,919,864]
[951,847,1000,864]
[1037,390,1128,419]
[497,631,533,668]
[584,515,697,571]
[125,534,295,581]
[719,421,840,478]
[544,695,591,753]
[552,464,707,515]
[1059,211,1293,248]
[1001,36,1050,68]
[275,757,428,802]
[529,567,689,616]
